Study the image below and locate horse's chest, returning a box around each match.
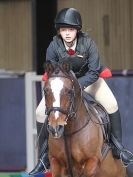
[49,138,86,163]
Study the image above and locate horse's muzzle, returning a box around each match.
[47,124,64,138]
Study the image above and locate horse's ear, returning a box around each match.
[44,61,55,75]
[61,61,71,73]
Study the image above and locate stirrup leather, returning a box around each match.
[111,134,124,151]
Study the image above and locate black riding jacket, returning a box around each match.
[46,31,102,88]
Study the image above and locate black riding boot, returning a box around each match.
[29,121,50,175]
[109,110,133,166]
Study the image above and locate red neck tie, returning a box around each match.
[67,49,75,55]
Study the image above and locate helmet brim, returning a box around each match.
[55,23,81,30]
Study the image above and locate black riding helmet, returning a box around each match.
[55,8,82,30]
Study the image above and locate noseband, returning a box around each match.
[44,74,77,119]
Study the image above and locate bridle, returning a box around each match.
[44,74,78,120]
[44,71,92,137]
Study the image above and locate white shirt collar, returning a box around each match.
[63,38,77,51]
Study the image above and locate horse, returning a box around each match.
[43,61,126,177]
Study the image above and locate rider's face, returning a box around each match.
[59,27,77,43]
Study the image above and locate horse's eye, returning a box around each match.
[68,89,75,98]
[68,89,73,96]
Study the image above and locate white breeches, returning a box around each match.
[36,78,118,123]
[36,97,47,123]
[84,78,118,113]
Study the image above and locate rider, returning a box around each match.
[29,7,133,175]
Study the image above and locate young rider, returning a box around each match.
[29,7,133,175]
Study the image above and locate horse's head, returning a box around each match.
[44,61,81,138]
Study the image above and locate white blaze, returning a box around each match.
[51,78,64,119]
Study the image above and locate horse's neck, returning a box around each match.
[66,84,89,131]
[67,99,89,130]
[77,99,89,121]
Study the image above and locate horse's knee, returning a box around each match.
[84,157,100,177]
[50,157,63,177]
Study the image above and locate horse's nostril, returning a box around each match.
[55,125,64,132]
[47,125,55,134]
[56,125,60,131]
[47,124,64,138]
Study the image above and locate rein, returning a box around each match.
[45,71,103,177]
[64,107,91,136]
[45,72,94,137]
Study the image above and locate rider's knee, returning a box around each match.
[105,101,118,114]
[36,108,46,123]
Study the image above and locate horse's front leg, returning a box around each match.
[83,156,100,177]
[50,157,67,177]
[50,157,61,177]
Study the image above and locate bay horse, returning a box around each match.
[44,61,126,177]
